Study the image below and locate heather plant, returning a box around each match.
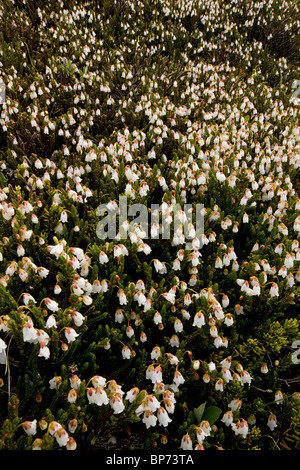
[0,0,300,451]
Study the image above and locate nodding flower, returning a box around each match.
[162,292,176,304]
[157,406,172,427]
[22,419,37,436]
[142,410,157,429]
[99,251,109,264]
[231,419,249,438]
[121,345,131,360]
[65,327,79,343]
[54,427,70,447]
[270,283,279,297]
[44,297,59,312]
[109,394,125,414]
[192,311,205,328]
[181,433,193,450]
[117,289,127,305]
[267,414,277,431]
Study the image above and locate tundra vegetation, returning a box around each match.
[0,0,300,451]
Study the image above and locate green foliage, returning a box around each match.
[0,0,300,452]
[194,402,222,426]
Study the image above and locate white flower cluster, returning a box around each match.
[49,371,177,432]
[22,418,76,450]
[1,0,300,451]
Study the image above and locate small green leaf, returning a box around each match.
[202,406,222,425]
[193,402,206,423]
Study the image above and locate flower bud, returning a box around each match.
[32,438,43,450]
[203,373,210,383]
[260,363,268,374]
[82,422,88,432]
[39,419,48,430]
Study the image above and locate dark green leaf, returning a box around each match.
[202,406,222,425]
[193,402,206,423]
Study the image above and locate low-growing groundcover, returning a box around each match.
[0,0,300,451]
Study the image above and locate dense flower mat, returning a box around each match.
[0,0,300,450]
